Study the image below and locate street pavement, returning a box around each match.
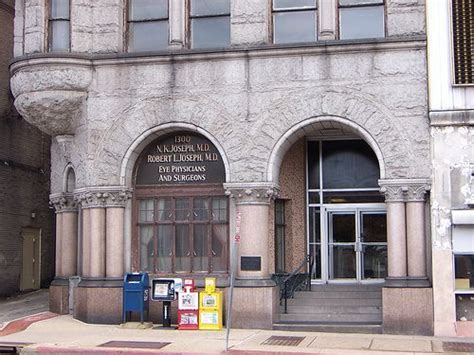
[0,289,473,354]
[0,289,49,327]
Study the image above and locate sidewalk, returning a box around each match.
[0,315,473,354]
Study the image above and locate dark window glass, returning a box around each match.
[455,255,474,289]
[307,141,320,189]
[49,0,70,52]
[274,200,286,273]
[322,140,380,189]
[330,213,355,243]
[190,0,230,49]
[309,207,320,243]
[452,0,474,84]
[138,196,228,274]
[322,190,384,204]
[274,0,316,9]
[128,0,169,52]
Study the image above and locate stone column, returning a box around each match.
[169,0,185,49]
[318,0,337,40]
[224,183,279,329]
[406,184,430,286]
[104,190,132,279]
[50,193,78,278]
[379,182,408,285]
[89,207,106,278]
[379,179,433,335]
[49,193,78,315]
[81,207,91,277]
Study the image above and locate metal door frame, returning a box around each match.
[318,203,386,284]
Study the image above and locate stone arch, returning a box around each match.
[120,122,231,187]
[267,115,386,184]
[63,163,76,193]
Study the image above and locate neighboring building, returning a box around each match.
[427,0,474,337]
[10,0,435,334]
[0,0,54,296]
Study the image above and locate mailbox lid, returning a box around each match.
[124,272,149,290]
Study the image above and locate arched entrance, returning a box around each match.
[270,117,387,284]
[131,131,229,276]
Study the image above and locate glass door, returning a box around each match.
[328,211,357,280]
[324,206,386,282]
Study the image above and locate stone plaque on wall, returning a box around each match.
[135,132,225,185]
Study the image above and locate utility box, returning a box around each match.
[198,278,223,330]
[122,272,149,323]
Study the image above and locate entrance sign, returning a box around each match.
[136,132,225,185]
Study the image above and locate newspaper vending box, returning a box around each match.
[198,277,223,330]
[177,279,199,330]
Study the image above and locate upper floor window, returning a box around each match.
[127,0,169,52]
[339,0,385,40]
[452,0,473,84]
[272,0,317,44]
[48,0,70,52]
[190,0,230,49]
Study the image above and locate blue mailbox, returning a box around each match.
[122,272,149,323]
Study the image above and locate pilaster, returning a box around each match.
[318,0,337,40]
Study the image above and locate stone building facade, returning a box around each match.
[9,0,436,334]
[0,0,54,296]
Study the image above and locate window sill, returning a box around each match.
[11,35,426,67]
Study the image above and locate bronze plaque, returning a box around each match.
[241,256,261,271]
[135,132,225,185]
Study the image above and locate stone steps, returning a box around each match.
[274,284,383,333]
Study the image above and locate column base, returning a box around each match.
[384,277,430,288]
[74,284,122,324]
[230,284,277,329]
[383,287,433,335]
[49,282,69,315]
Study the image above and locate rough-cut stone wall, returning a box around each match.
[0,0,54,296]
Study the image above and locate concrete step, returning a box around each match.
[309,284,383,291]
[281,305,382,314]
[294,291,381,299]
[272,322,383,334]
[279,312,382,323]
[285,297,382,306]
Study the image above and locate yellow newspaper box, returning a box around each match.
[198,278,223,330]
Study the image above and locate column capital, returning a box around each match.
[74,187,133,209]
[50,193,78,212]
[379,179,431,202]
[224,183,279,205]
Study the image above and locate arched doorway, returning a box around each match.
[270,118,387,284]
[306,139,386,283]
[131,131,229,276]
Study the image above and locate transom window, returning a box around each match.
[127,0,169,52]
[272,0,318,44]
[190,0,231,49]
[48,0,70,52]
[138,196,228,274]
[339,0,385,40]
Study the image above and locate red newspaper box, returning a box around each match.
[178,279,199,330]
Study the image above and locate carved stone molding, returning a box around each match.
[379,179,431,202]
[74,187,133,209]
[224,183,279,205]
[50,193,78,213]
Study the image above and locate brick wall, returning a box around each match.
[0,0,54,296]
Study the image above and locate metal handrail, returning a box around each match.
[272,254,315,314]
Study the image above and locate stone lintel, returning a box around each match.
[224,183,279,205]
[379,179,431,202]
[74,186,133,209]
